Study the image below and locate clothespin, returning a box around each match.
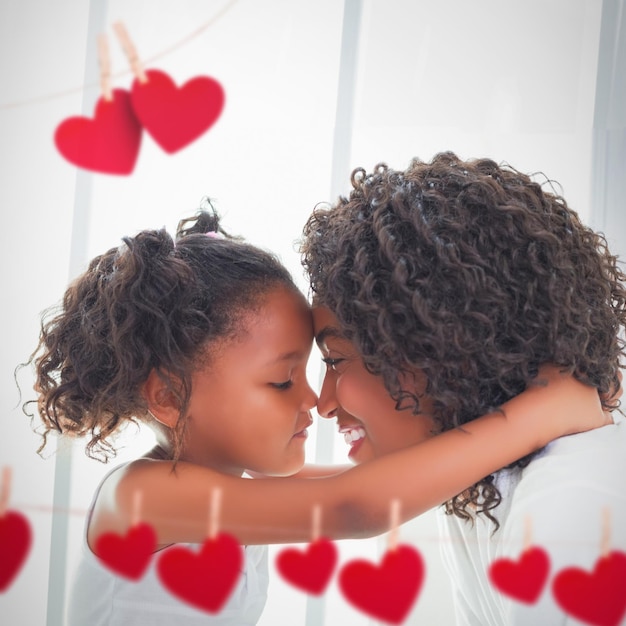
[113,22,148,84]
[388,498,401,551]
[131,489,143,527]
[208,487,222,539]
[0,466,11,517]
[523,515,533,550]
[311,504,321,543]
[97,34,113,101]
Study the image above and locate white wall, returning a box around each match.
[0,1,610,625]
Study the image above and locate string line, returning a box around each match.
[7,501,619,548]
[0,0,240,111]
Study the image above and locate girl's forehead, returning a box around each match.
[253,286,311,321]
[198,288,312,361]
[232,287,313,345]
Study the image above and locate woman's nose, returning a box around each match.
[316,370,339,419]
[302,379,318,411]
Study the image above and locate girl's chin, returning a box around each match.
[259,451,306,478]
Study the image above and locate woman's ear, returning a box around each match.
[142,369,181,429]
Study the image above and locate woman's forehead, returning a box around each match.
[312,306,348,348]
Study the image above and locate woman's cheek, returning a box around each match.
[335,365,393,418]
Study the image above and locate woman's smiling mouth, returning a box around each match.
[341,426,365,445]
[338,426,366,458]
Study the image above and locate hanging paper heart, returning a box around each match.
[338,544,424,624]
[552,550,626,626]
[0,511,32,592]
[130,69,225,153]
[488,546,551,604]
[54,89,142,175]
[95,522,157,580]
[276,537,338,595]
[156,532,243,613]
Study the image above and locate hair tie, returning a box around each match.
[205,231,223,239]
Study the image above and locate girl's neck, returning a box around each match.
[143,444,172,461]
[143,443,246,478]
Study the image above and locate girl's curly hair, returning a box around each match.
[301,151,626,526]
[26,202,298,462]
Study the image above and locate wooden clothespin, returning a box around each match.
[208,487,222,539]
[131,489,143,527]
[523,515,533,550]
[97,34,113,101]
[311,504,322,543]
[388,498,401,551]
[0,466,11,517]
[113,22,148,84]
[600,506,612,557]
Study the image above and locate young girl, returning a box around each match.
[28,206,608,625]
[300,152,626,625]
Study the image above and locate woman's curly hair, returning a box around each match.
[26,201,297,462]
[301,151,626,526]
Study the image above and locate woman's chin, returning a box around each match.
[347,437,374,464]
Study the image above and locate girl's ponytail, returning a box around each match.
[31,227,195,461]
[175,198,234,240]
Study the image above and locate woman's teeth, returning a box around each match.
[343,428,366,445]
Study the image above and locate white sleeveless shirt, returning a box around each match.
[66,468,269,626]
[437,414,626,626]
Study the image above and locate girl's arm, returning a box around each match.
[91,368,610,548]
[246,464,351,479]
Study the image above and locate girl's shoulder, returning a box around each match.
[86,458,172,549]
[87,457,231,550]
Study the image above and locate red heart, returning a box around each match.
[94,522,157,580]
[156,533,243,613]
[131,69,225,153]
[54,89,142,175]
[0,511,32,592]
[338,544,424,624]
[552,550,626,626]
[488,546,551,604]
[276,538,338,595]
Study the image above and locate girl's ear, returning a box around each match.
[142,369,181,429]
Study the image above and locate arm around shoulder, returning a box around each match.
[89,370,605,548]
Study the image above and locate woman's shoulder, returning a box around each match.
[512,415,626,507]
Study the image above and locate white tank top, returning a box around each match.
[66,467,269,626]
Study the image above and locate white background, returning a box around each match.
[0,0,618,624]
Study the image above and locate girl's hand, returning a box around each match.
[528,365,617,445]
[601,368,623,410]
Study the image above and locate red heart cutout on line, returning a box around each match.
[131,69,225,153]
[338,544,424,624]
[0,511,32,592]
[276,538,338,595]
[156,533,243,613]
[54,89,142,175]
[95,522,157,580]
[552,550,626,626]
[488,546,551,604]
